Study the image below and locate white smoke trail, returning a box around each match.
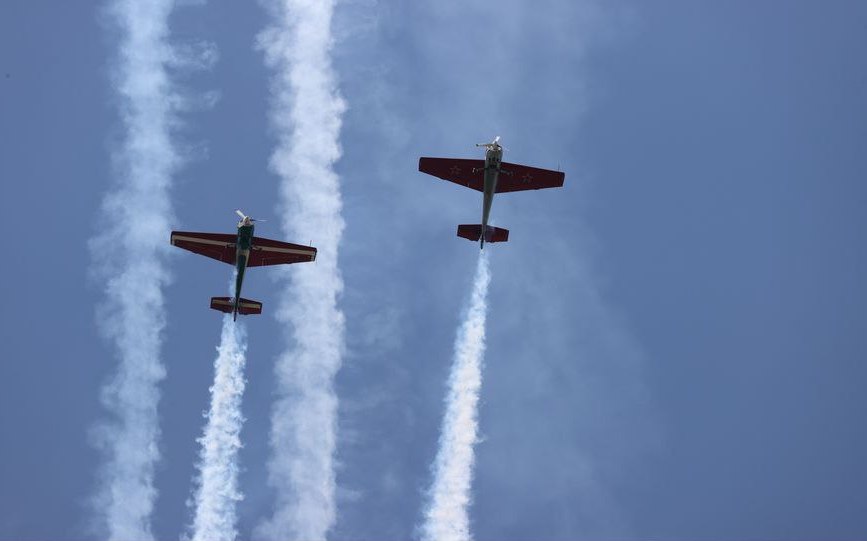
[89,1,179,539]
[256,1,346,540]
[421,252,492,541]
[187,316,247,541]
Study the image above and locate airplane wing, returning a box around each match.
[170,231,236,264]
[418,157,485,192]
[495,162,565,193]
[248,236,317,267]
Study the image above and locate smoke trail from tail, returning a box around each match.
[90,1,179,539]
[421,252,492,541]
[187,317,247,541]
[256,1,346,539]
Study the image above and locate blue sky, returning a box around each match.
[2,0,866,539]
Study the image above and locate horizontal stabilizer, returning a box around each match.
[210,296,262,316]
[457,224,509,243]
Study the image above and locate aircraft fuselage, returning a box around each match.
[233,223,254,319]
[481,146,503,248]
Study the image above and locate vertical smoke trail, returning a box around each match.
[90,1,178,539]
[421,252,492,541]
[187,316,247,541]
[256,1,346,540]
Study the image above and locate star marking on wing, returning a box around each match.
[450,165,462,176]
[522,173,534,183]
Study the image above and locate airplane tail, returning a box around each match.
[210,296,263,319]
[457,224,509,248]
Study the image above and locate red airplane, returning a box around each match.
[419,136,565,248]
[170,210,316,320]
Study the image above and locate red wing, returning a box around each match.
[419,157,485,192]
[171,231,236,265]
[496,162,565,193]
[248,236,317,267]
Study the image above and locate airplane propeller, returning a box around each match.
[235,210,266,223]
[476,135,504,151]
